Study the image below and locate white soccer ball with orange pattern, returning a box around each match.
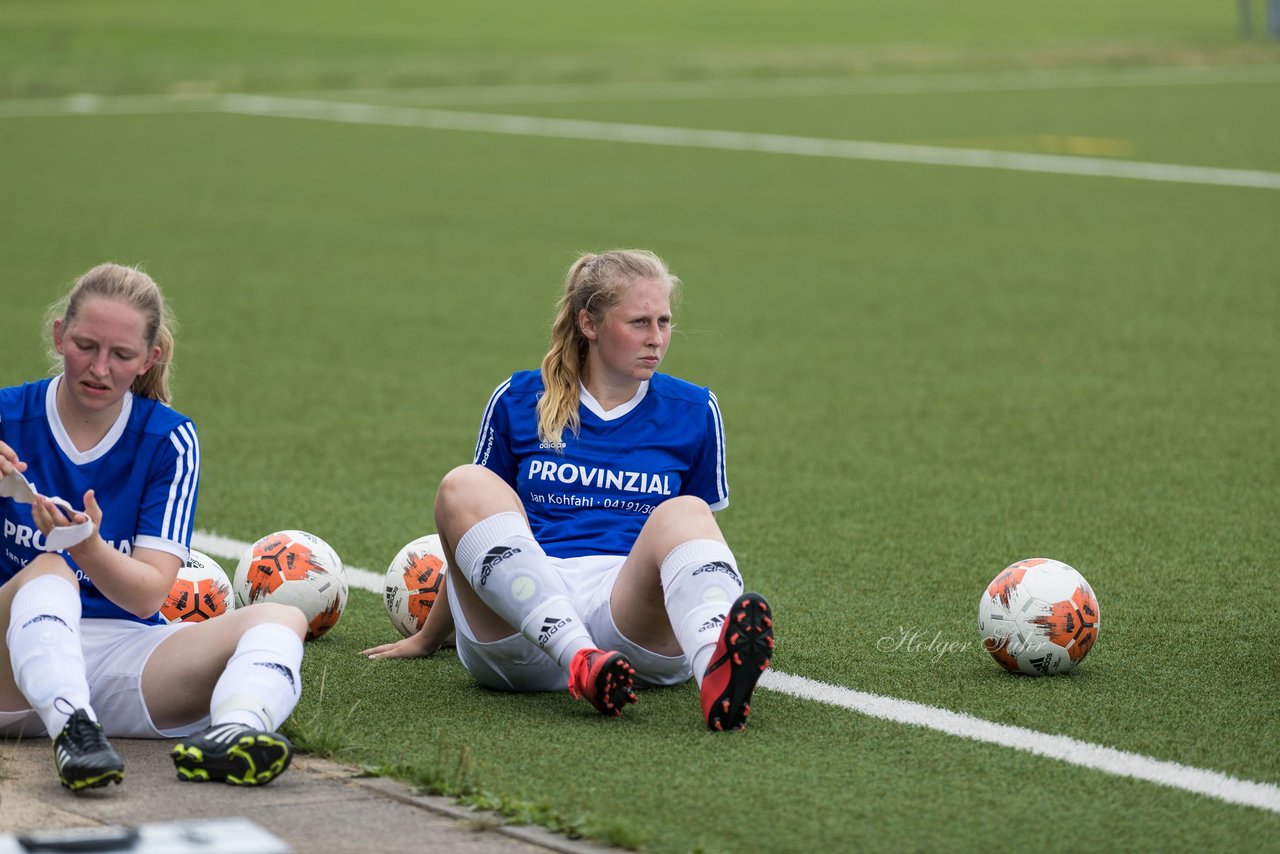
[384,534,449,638]
[161,548,235,623]
[233,530,348,641]
[978,558,1100,675]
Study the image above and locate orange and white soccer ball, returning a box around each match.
[234,530,348,641]
[978,558,1100,675]
[384,534,449,638]
[162,548,235,623]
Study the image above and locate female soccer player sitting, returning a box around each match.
[363,249,774,731]
[0,263,307,791]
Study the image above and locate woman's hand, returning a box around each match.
[0,441,28,478]
[81,489,104,529]
[31,494,90,533]
[362,571,457,660]
[361,630,443,660]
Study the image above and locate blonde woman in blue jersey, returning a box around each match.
[364,249,774,731]
[0,263,308,791]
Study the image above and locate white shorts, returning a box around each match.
[0,618,209,739]
[449,554,692,692]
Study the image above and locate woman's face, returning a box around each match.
[54,296,158,415]
[581,277,672,389]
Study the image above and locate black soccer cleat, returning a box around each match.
[171,723,293,786]
[54,708,124,791]
[702,592,774,731]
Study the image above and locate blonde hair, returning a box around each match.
[537,249,679,447]
[46,263,177,403]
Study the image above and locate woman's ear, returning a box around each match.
[138,344,162,377]
[578,308,598,342]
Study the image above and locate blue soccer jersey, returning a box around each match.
[474,370,728,558]
[0,376,200,624]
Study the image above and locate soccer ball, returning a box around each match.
[978,558,1100,676]
[384,534,449,638]
[233,530,348,641]
[161,549,235,623]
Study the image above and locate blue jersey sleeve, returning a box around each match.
[133,420,200,559]
[473,377,518,487]
[683,390,729,511]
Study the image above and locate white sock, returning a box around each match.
[209,623,303,731]
[660,540,745,688]
[456,512,595,668]
[6,574,93,738]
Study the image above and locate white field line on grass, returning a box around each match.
[220,95,1280,191]
[2,90,1278,190]
[191,529,1280,816]
[764,671,1280,815]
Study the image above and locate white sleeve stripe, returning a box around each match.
[180,423,199,542]
[163,425,199,543]
[162,433,185,541]
[473,378,511,462]
[179,422,200,543]
[708,392,728,502]
[170,429,187,540]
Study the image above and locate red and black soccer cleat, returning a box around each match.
[568,648,638,717]
[702,592,774,732]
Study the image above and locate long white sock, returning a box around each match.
[455,512,595,668]
[6,574,92,737]
[209,622,303,731]
[660,540,745,688]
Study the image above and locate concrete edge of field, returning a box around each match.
[0,737,608,853]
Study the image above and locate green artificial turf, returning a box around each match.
[2,3,1277,850]
[0,0,1273,97]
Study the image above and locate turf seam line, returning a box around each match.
[3,64,1280,112]
[290,64,1280,104]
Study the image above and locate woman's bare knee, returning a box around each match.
[434,464,523,537]
[644,496,722,544]
[240,602,308,639]
[14,553,78,585]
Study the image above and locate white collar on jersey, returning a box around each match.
[46,374,135,465]
[579,380,649,421]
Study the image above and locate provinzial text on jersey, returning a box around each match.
[4,519,133,555]
[527,460,673,495]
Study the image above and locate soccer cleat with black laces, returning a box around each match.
[171,723,293,786]
[702,592,774,731]
[568,648,637,717]
[54,708,124,791]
